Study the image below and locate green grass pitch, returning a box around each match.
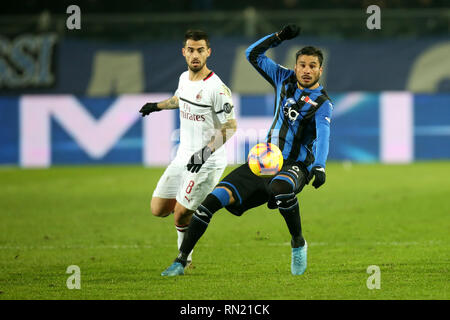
[0,162,449,300]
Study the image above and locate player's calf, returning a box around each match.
[269,177,305,248]
[174,203,195,264]
[174,203,194,226]
[175,204,214,266]
[175,188,233,266]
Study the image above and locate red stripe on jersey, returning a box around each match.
[203,71,214,81]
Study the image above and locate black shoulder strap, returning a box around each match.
[320,88,332,103]
[303,94,329,120]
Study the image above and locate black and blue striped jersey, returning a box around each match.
[245,33,333,169]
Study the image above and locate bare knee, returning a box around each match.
[150,198,176,217]
[151,208,170,217]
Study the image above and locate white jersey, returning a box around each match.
[173,71,235,167]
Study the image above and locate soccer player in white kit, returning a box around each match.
[139,30,237,266]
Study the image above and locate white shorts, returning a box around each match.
[152,161,225,211]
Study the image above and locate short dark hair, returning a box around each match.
[295,46,324,66]
[184,29,210,48]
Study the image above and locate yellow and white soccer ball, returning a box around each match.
[247,143,284,177]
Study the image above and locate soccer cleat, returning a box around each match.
[161,262,184,276]
[291,241,307,275]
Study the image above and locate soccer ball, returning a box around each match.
[247,143,284,177]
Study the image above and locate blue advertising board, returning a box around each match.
[1,93,449,167]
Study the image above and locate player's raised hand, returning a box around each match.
[187,146,212,173]
[277,24,301,41]
[139,102,161,117]
[308,166,326,189]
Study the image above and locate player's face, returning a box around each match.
[295,55,323,89]
[182,39,211,72]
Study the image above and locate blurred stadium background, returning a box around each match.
[0,0,449,300]
[0,0,449,166]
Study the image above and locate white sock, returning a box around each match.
[175,225,193,262]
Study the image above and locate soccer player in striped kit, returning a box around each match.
[161,25,333,276]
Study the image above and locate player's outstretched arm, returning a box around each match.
[186,119,237,173]
[139,96,179,117]
[245,24,300,87]
[276,24,301,41]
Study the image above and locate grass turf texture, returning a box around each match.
[0,162,448,300]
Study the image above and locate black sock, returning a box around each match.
[175,193,223,266]
[278,200,305,248]
[271,179,305,248]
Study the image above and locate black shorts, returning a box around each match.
[217,159,309,216]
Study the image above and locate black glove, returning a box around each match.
[277,24,301,41]
[187,146,212,173]
[139,102,161,117]
[308,166,326,189]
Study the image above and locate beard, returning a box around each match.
[299,76,320,89]
[187,60,205,73]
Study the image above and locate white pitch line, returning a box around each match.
[0,240,443,251]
